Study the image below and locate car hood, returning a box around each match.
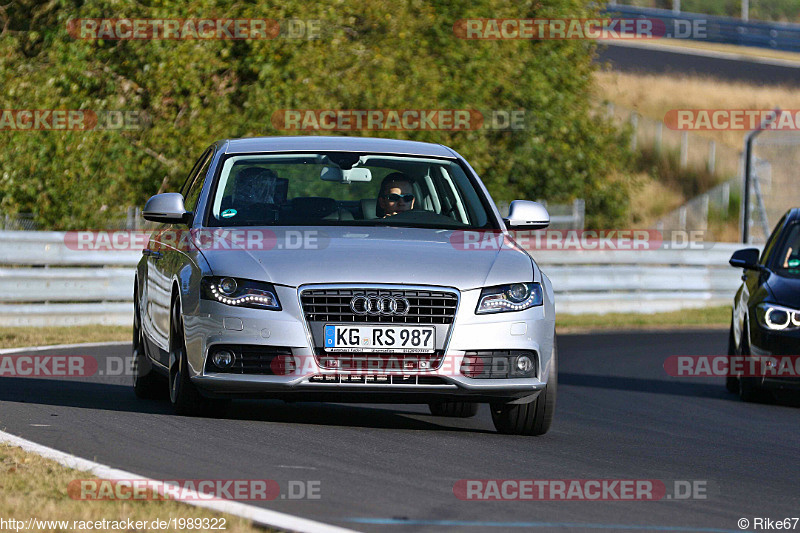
[196,226,536,290]
[765,272,800,308]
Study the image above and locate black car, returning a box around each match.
[729,208,800,401]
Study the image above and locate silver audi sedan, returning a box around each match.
[133,136,557,435]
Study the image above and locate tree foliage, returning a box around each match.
[0,0,632,229]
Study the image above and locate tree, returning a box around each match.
[0,0,632,229]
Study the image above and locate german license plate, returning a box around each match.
[324,325,435,353]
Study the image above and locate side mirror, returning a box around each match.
[142,193,191,224]
[729,248,761,270]
[504,200,550,230]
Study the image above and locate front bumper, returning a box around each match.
[182,283,556,403]
[746,328,800,390]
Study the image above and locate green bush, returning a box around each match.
[0,0,633,229]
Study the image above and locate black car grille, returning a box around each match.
[461,350,538,379]
[205,345,293,375]
[300,288,458,324]
[308,374,450,386]
[317,351,445,371]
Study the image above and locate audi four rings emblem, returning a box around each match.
[350,295,411,316]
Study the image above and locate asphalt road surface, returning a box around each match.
[1,330,798,532]
[597,43,800,85]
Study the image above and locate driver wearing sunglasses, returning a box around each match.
[377,172,416,218]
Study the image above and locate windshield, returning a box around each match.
[205,152,496,229]
[774,222,800,278]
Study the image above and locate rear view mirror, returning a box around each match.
[320,166,372,183]
[729,248,761,270]
[504,200,550,230]
[343,168,372,182]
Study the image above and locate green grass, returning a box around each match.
[557,306,730,332]
[0,444,271,533]
[0,326,130,350]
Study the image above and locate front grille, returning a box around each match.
[308,374,451,386]
[205,345,293,375]
[300,288,458,324]
[317,351,445,371]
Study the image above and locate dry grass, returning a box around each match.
[595,69,800,232]
[0,444,272,533]
[629,171,686,226]
[557,305,730,333]
[594,70,800,150]
[0,326,130,350]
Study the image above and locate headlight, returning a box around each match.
[476,282,543,314]
[201,277,281,310]
[756,303,800,331]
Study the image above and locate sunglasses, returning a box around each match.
[383,193,414,202]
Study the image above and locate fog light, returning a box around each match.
[516,355,534,374]
[212,350,234,369]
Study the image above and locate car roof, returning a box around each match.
[223,136,457,158]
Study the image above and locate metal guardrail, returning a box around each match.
[0,231,747,326]
[536,244,745,314]
[604,5,800,52]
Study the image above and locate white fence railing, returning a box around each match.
[0,231,747,326]
[536,244,744,314]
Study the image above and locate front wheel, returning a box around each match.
[491,338,557,436]
[737,326,770,403]
[169,301,208,416]
[725,320,739,394]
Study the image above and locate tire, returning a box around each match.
[132,284,164,400]
[737,328,769,403]
[738,376,763,403]
[169,299,209,416]
[491,338,557,436]
[428,402,479,418]
[725,320,739,394]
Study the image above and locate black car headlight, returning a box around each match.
[201,277,281,310]
[476,282,543,314]
[756,303,800,331]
